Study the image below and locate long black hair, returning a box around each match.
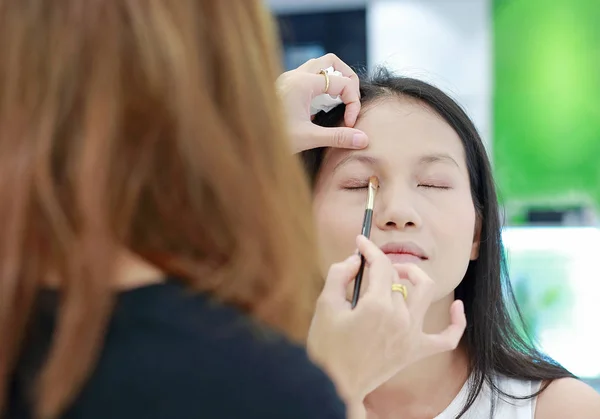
[301,67,574,418]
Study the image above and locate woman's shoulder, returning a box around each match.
[72,281,347,418]
[440,373,599,419]
[534,377,600,419]
[111,280,310,365]
[494,374,600,419]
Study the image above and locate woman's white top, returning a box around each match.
[436,375,542,418]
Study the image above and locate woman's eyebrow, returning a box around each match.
[331,152,459,173]
[332,154,381,173]
[418,153,459,168]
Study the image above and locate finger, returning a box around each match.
[296,54,361,126]
[421,300,466,355]
[393,263,435,319]
[356,235,394,303]
[343,99,361,129]
[304,74,360,115]
[320,254,361,306]
[298,53,359,82]
[324,74,361,128]
[390,275,410,316]
[304,123,368,150]
[304,73,360,115]
[314,57,361,127]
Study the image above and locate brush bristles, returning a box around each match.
[368,176,379,189]
[366,176,379,210]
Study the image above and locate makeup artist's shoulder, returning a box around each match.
[535,378,600,418]
[233,327,347,418]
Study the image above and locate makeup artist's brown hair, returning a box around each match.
[0,1,320,418]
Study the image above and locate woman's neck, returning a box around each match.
[364,295,470,419]
[113,251,165,289]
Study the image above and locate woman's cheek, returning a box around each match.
[315,198,364,268]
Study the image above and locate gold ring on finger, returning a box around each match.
[391,284,407,300]
[319,68,330,94]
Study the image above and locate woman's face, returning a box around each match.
[313,97,481,301]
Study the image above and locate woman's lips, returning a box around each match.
[380,241,428,264]
[385,253,424,264]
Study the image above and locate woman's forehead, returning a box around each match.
[322,99,466,172]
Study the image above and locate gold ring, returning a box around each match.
[391,284,407,299]
[319,69,330,94]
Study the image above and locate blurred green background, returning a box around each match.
[494,0,600,218]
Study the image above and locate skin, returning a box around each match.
[313,97,481,303]
[311,96,600,418]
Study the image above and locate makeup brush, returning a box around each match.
[351,176,379,309]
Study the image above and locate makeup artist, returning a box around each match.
[0,2,465,419]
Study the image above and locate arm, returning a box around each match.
[535,378,600,419]
[346,402,367,419]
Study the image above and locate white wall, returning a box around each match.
[367,0,493,154]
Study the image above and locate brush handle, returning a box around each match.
[351,208,373,308]
[351,255,367,308]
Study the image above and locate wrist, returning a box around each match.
[306,343,366,411]
[322,365,365,411]
[346,400,367,419]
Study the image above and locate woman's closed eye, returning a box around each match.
[418,183,451,190]
[342,182,451,190]
[341,178,371,191]
[343,184,369,191]
[416,172,454,190]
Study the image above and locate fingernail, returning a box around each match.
[352,133,368,148]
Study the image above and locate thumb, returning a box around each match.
[421,300,466,357]
[308,125,369,150]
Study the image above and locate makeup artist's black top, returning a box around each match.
[6,280,346,419]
